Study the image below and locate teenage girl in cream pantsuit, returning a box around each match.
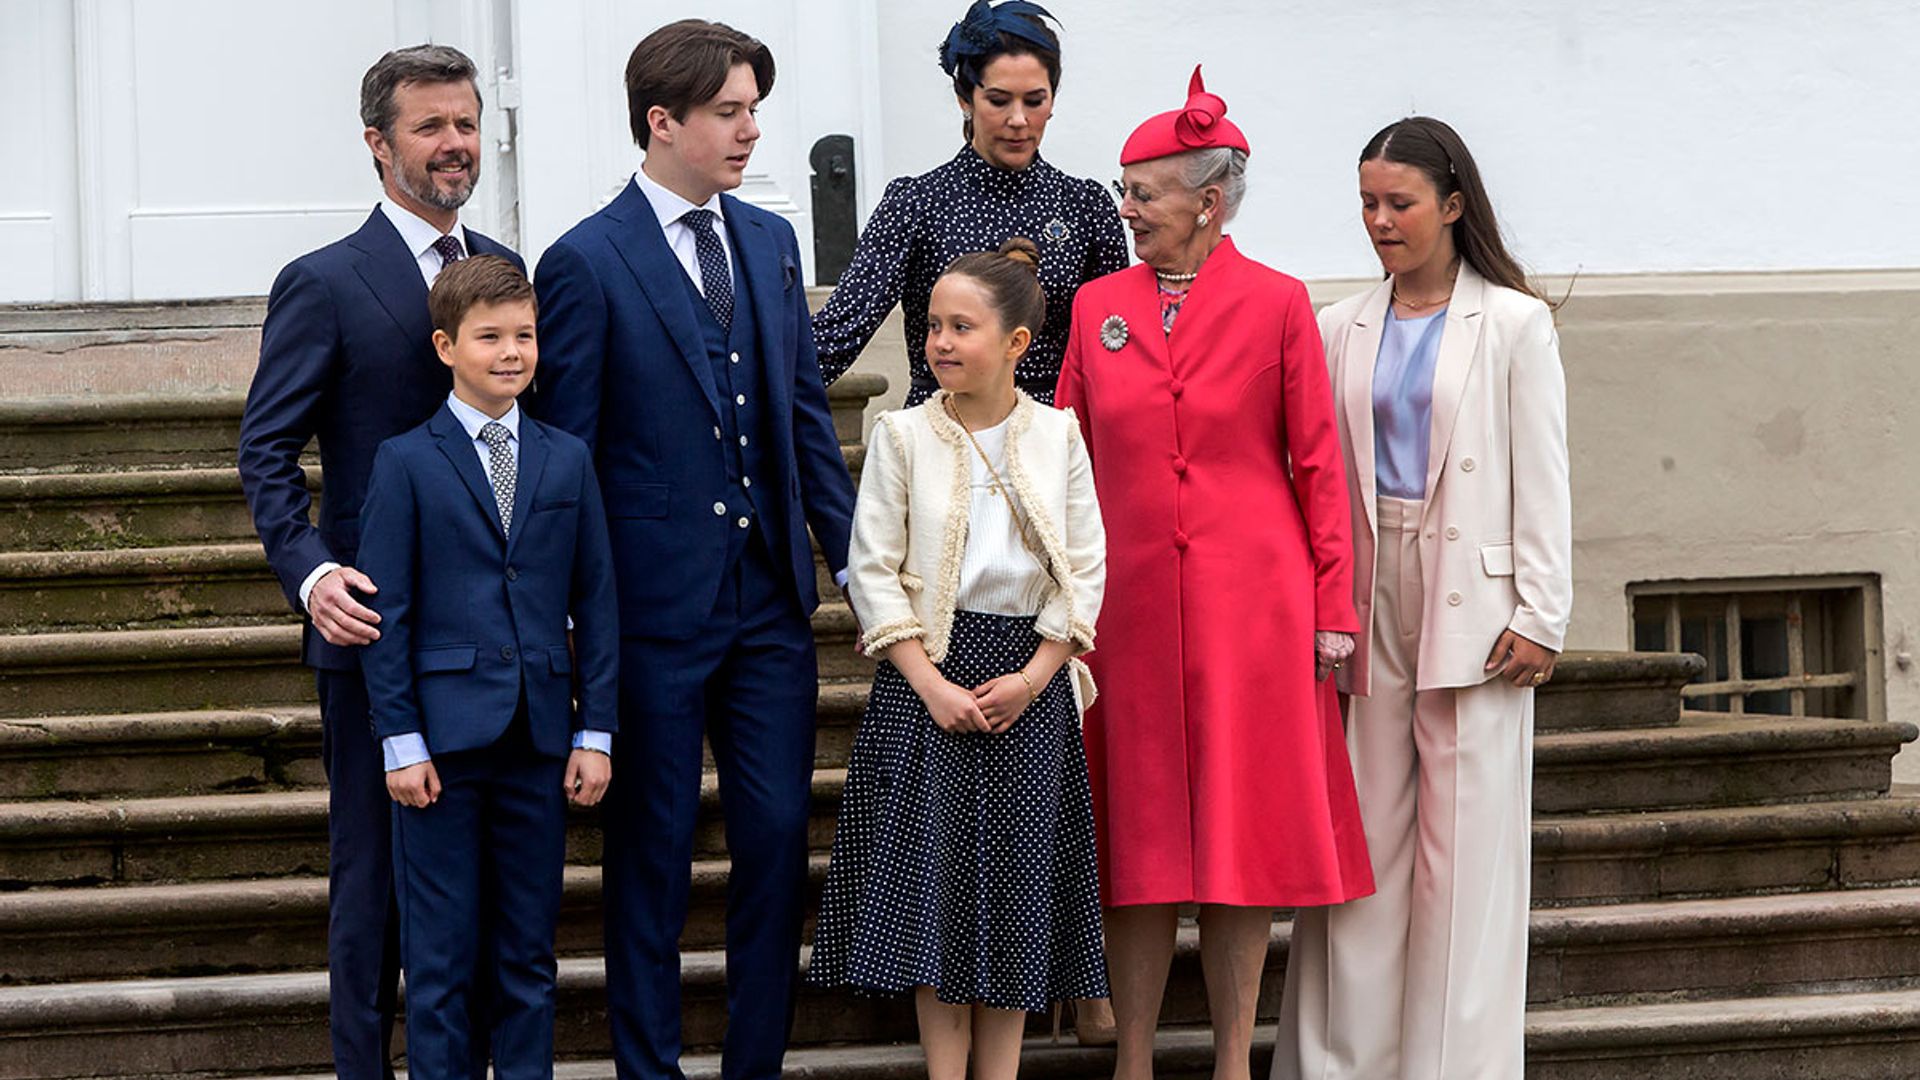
[1275,116,1572,1080]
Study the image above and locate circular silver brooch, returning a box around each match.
[1099,315,1130,352]
[1043,218,1070,243]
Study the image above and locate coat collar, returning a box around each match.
[1339,261,1490,531]
[427,403,549,556]
[924,387,1037,448]
[602,180,725,422]
[347,208,433,353]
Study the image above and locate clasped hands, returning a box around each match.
[921,672,1037,735]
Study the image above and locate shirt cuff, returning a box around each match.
[383,733,431,772]
[298,561,343,612]
[573,730,613,756]
[834,568,850,590]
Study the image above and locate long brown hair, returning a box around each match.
[1361,117,1544,303]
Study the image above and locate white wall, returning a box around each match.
[872,0,1918,279]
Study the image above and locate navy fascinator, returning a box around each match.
[938,0,1059,82]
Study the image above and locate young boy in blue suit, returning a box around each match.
[357,255,618,1079]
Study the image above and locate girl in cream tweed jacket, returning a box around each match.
[850,389,1105,692]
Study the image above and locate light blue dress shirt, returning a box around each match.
[1372,307,1448,501]
[382,393,612,771]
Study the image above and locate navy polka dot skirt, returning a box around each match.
[808,610,1109,1011]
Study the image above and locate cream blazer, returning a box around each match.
[849,390,1106,701]
[1322,264,1572,695]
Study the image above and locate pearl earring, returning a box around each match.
[1196,212,1210,228]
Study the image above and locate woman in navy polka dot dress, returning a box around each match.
[811,0,1128,406]
[808,238,1109,1080]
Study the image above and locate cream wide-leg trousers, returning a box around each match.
[1275,496,1533,1080]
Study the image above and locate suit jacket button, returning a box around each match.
[1171,456,1188,475]
[737,517,750,529]
[1444,526,1459,540]
[1461,457,1476,472]
[1170,379,1185,398]
[713,426,722,440]
[505,566,518,581]
[500,645,516,661]
[713,501,727,515]
[1447,592,1463,606]
[1173,531,1190,551]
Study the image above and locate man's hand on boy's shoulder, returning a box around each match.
[311,565,381,646]
[566,748,612,807]
[387,760,441,808]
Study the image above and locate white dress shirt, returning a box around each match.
[295,202,471,610]
[633,166,734,297]
[955,418,1050,616]
[382,392,612,771]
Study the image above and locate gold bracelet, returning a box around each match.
[1017,669,1038,702]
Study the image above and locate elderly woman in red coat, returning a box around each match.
[1054,68,1374,1080]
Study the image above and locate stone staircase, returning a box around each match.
[4,339,1920,1077]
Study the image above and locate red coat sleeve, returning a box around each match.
[1279,281,1359,634]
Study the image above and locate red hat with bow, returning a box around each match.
[1120,65,1250,165]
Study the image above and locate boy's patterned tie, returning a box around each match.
[680,208,733,329]
[479,421,515,538]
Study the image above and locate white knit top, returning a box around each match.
[955,418,1050,616]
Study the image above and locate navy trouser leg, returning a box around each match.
[706,553,817,1080]
[486,742,568,1080]
[604,629,722,1080]
[316,669,401,1080]
[393,754,485,1080]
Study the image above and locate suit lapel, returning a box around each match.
[429,406,508,546]
[348,210,432,354]
[1343,279,1394,537]
[1421,265,1488,510]
[726,198,789,410]
[603,181,725,421]
[505,419,547,559]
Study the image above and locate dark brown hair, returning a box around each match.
[430,255,536,339]
[359,45,481,180]
[625,20,775,149]
[942,237,1047,339]
[1361,117,1544,302]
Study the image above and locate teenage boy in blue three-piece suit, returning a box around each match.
[530,19,857,1080]
[358,255,619,1079]
[235,44,518,1080]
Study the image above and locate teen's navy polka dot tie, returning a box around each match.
[680,208,733,329]
[479,421,515,538]
[432,233,465,274]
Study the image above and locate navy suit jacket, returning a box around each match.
[237,209,523,670]
[356,404,618,759]
[531,181,856,640]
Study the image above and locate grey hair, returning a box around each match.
[1175,147,1248,224]
[359,45,482,179]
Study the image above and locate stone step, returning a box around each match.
[1534,713,1916,813]
[0,924,1269,1078]
[0,624,311,719]
[1534,796,1920,905]
[0,395,247,475]
[1534,650,1704,732]
[0,706,322,801]
[0,543,289,632]
[0,682,864,803]
[0,467,317,552]
[1531,886,1920,1007]
[0,767,847,887]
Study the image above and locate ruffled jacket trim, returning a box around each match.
[847,391,1107,708]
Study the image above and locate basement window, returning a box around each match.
[1627,576,1884,721]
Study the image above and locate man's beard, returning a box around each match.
[393,150,478,211]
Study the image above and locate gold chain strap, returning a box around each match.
[945,397,1043,559]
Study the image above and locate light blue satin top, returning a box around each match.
[1372,307,1448,500]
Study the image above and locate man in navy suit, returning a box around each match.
[236,45,521,1080]
[531,19,857,1080]
[358,255,618,1080]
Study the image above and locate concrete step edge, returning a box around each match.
[1537,714,1918,764]
[1532,886,1920,946]
[0,543,269,581]
[0,623,301,668]
[1535,797,1920,851]
[1525,987,1920,1047]
[0,705,319,750]
[0,467,317,498]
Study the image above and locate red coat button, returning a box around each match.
[1171,456,1188,475]
[1170,379,1185,398]
[1173,531,1190,551]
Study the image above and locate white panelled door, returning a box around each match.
[10,0,515,303]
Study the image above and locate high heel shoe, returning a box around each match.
[1051,996,1118,1047]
